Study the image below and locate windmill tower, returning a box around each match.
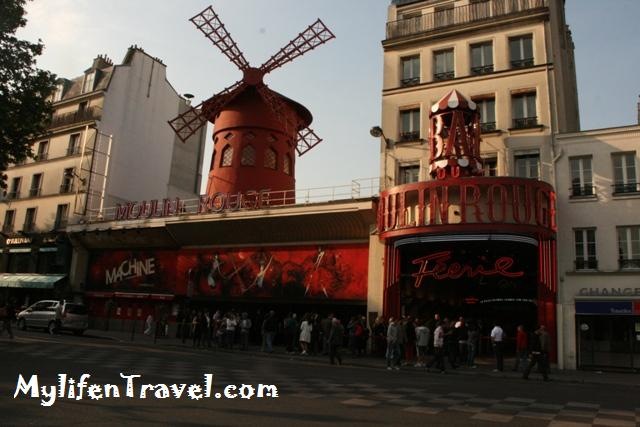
[169,6,335,203]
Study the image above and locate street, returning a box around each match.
[1,331,639,426]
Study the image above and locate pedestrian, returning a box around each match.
[490,321,505,372]
[426,321,445,373]
[192,311,202,348]
[328,317,344,365]
[225,312,237,349]
[321,313,333,355]
[455,317,468,366]
[359,315,369,356]
[513,325,529,372]
[283,313,297,354]
[53,300,65,334]
[144,314,154,336]
[347,316,358,356]
[523,325,550,381]
[414,319,430,367]
[443,318,458,369]
[0,299,15,339]
[466,321,479,368]
[299,314,312,355]
[372,316,387,357]
[262,310,277,353]
[386,317,401,370]
[239,312,252,350]
[397,316,407,365]
[404,316,416,365]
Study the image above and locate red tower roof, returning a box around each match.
[430,90,477,116]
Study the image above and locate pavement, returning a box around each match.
[82,327,640,389]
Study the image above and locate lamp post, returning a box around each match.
[370,126,393,189]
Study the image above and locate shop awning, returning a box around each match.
[0,274,66,289]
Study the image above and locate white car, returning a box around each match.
[17,300,89,335]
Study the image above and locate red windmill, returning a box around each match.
[168,6,335,202]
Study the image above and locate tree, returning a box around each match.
[0,0,56,190]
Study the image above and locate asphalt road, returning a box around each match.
[1,330,639,426]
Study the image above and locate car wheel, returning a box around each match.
[73,329,84,336]
[17,319,26,331]
[47,321,56,335]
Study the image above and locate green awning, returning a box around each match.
[0,274,66,289]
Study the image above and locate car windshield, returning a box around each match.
[65,304,88,315]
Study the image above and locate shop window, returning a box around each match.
[511,92,537,129]
[574,228,597,270]
[433,48,454,81]
[221,145,233,167]
[399,108,420,141]
[264,147,277,170]
[241,145,256,166]
[570,156,594,197]
[470,42,493,75]
[399,164,419,184]
[612,152,638,194]
[509,35,533,68]
[617,225,640,269]
[514,152,539,179]
[401,55,420,87]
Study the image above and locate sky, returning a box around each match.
[16,0,640,192]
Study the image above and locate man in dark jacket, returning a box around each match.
[523,325,550,381]
[328,318,344,365]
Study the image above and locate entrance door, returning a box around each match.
[577,315,638,371]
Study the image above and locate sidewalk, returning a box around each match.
[84,328,639,388]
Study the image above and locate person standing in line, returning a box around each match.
[386,317,401,370]
[523,325,551,381]
[414,319,430,368]
[226,312,237,349]
[456,317,468,366]
[426,321,445,373]
[299,314,312,355]
[321,313,333,355]
[262,310,277,353]
[283,313,295,354]
[490,321,505,372]
[239,312,252,350]
[328,317,344,365]
[466,321,479,368]
[513,325,529,372]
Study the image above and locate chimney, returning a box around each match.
[91,54,113,70]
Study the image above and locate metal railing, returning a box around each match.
[1,225,13,234]
[510,58,534,68]
[401,76,420,87]
[34,152,49,162]
[399,131,421,142]
[48,106,101,129]
[512,116,539,129]
[60,184,73,194]
[22,222,35,232]
[471,64,494,75]
[434,71,455,81]
[612,182,640,195]
[85,178,380,223]
[387,0,548,40]
[619,258,640,269]
[570,185,594,197]
[7,191,20,200]
[575,259,598,271]
[480,122,497,133]
[66,146,81,156]
[28,188,41,197]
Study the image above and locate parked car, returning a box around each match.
[16,300,89,335]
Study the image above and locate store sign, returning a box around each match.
[575,300,634,315]
[105,257,156,285]
[6,237,32,245]
[578,288,640,297]
[411,250,524,287]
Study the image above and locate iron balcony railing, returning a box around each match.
[66,146,81,156]
[612,182,640,195]
[60,184,73,194]
[471,64,494,75]
[575,259,598,271]
[7,191,20,200]
[49,106,101,129]
[619,258,640,269]
[571,184,594,197]
[387,0,548,40]
[401,76,420,87]
[34,152,49,162]
[434,71,455,81]
[28,187,41,197]
[399,131,421,142]
[480,122,497,133]
[510,58,534,68]
[512,116,539,129]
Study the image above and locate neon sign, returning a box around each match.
[411,250,524,287]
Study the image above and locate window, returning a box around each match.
[283,154,292,175]
[82,72,96,93]
[399,164,419,184]
[61,168,74,194]
[612,152,638,194]
[399,108,420,141]
[475,98,496,132]
[514,153,539,179]
[35,141,49,161]
[574,229,597,270]
[401,55,420,87]
[433,49,454,81]
[2,210,15,233]
[434,4,454,28]
[470,42,493,75]
[24,208,37,232]
[78,101,88,115]
[8,177,21,199]
[509,35,533,68]
[221,145,233,167]
[54,204,69,230]
[241,145,256,166]
[482,157,497,176]
[29,174,42,197]
[570,156,594,197]
[67,134,80,156]
[264,147,277,170]
[617,226,640,269]
[511,92,537,128]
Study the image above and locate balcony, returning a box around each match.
[49,106,101,129]
[612,182,640,195]
[570,184,595,198]
[619,258,640,270]
[34,152,49,162]
[480,122,497,133]
[434,71,455,81]
[399,131,421,142]
[28,187,41,197]
[7,191,20,200]
[387,0,548,40]
[401,76,420,87]
[510,58,534,68]
[471,64,494,75]
[66,146,81,156]
[575,259,598,271]
[511,116,539,129]
[60,184,73,194]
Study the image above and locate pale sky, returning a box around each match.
[17,0,640,192]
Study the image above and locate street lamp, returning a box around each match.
[370,126,393,189]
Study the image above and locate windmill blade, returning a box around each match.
[168,80,245,143]
[190,6,250,71]
[259,19,335,75]
[295,127,323,156]
[256,85,300,139]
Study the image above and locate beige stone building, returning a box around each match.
[0,46,206,300]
